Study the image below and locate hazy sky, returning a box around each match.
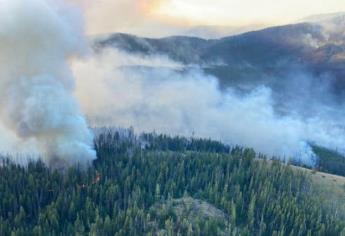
[70,0,345,36]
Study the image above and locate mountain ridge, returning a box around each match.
[94,21,345,97]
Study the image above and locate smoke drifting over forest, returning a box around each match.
[72,49,345,166]
[0,0,96,167]
[1,0,344,168]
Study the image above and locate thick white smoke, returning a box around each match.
[0,0,96,167]
[72,49,345,166]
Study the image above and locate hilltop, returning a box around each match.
[0,129,344,235]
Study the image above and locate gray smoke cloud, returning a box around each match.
[0,0,96,167]
[72,49,345,166]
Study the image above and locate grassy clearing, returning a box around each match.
[293,165,345,219]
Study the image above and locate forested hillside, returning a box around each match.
[313,146,345,177]
[0,129,344,235]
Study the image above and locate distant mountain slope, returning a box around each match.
[95,22,343,65]
[201,23,325,66]
[95,33,211,63]
[95,20,345,104]
[179,24,266,39]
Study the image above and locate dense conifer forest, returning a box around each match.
[312,146,345,177]
[0,129,344,235]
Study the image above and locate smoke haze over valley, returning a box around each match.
[68,14,345,166]
[0,0,345,167]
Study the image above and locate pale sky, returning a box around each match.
[70,0,345,37]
